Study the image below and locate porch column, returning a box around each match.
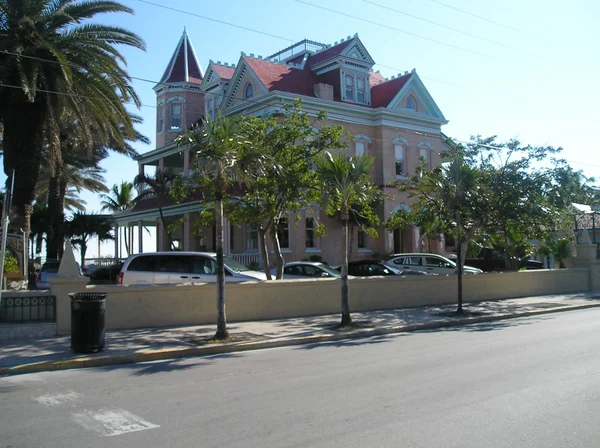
[138,220,144,253]
[183,213,191,251]
[158,158,165,171]
[412,225,420,253]
[114,223,120,260]
[157,218,165,251]
[138,164,145,195]
[223,217,231,255]
[183,150,190,176]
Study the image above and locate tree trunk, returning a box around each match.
[456,213,463,313]
[214,167,228,340]
[123,226,130,256]
[45,171,61,260]
[80,241,87,268]
[340,214,352,326]
[56,177,68,259]
[259,226,271,280]
[346,223,353,261]
[270,226,285,279]
[2,100,45,238]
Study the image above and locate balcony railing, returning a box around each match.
[230,253,262,267]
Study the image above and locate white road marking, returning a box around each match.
[72,408,160,436]
[34,391,81,407]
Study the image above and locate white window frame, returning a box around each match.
[341,70,369,105]
[245,224,258,251]
[305,217,319,251]
[277,217,290,250]
[418,140,433,175]
[170,102,182,131]
[406,95,417,111]
[354,133,372,157]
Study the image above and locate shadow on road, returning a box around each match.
[96,352,244,376]
[420,315,554,333]
[295,333,402,351]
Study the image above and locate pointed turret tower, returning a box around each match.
[154,29,205,148]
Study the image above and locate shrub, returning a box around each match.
[3,255,20,274]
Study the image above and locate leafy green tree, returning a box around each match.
[316,152,383,327]
[229,102,345,279]
[66,212,113,267]
[100,182,137,256]
[176,115,248,340]
[0,0,144,239]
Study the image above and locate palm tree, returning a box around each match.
[66,212,113,268]
[100,182,136,256]
[0,0,145,239]
[176,115,246,340]
[133,170,177,251]
[316,152,380,327]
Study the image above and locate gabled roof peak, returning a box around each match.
[159,28,203,85]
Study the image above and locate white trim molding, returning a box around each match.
[392,136,409,147]
[354,133,372,143]
[417,140,434,150]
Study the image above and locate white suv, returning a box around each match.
[386,253,483,275]
[118,252,267,286]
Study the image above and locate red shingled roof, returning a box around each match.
[308,40,352,67]
[212,64,235,80]
[243,57,317,96]
[370,74,411,108]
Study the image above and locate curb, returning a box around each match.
[2,302,600,377]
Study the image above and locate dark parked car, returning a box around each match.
[35,260,83,289]
[338,260,435,277]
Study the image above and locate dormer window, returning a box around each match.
[345,75,354,101]
[342,71,368,105]
[170,102,182,130]
[244,83,254,99]
[406,95,417,111]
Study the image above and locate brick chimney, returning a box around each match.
[314,83,334,101]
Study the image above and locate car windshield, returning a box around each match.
[223,256,251,272]
[318,264,341,276]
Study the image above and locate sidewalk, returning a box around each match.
[1,292,600,376]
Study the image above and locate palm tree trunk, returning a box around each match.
[214,166,228,340]
[123,226,130,256]
[259,226,271,280]
[80,241,87,268]
[2,100,45,238]
[56,177,68,259]
[45,170,61,260]
[270,226,285,279]
[340,214,351,326]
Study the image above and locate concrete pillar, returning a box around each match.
[183,213,191,251]
[589,262,600,291]
[50,242,91,335]
[138,220,144,253]
[114,224,119,259]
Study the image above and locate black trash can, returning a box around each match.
[69,292,107,354]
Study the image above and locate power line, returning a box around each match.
[293,0,500,61]
[360,0,540,59]
[128,0,463,89]
[132,0,295,43]
[423,0,599,62]
[1,53,592,170]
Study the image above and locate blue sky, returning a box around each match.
[7,0,600,258]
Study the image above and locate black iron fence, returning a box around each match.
[0,295,56,323]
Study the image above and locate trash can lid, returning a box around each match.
[68,292,108,301]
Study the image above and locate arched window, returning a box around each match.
[393,137,409,177]
[354,133,372,156]
[244,83,254,99]
[170,102,182,130]
[157,104,165,133]
[406,95,417,111]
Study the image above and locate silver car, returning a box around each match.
[118,252,267,286]
[386,253,483,275]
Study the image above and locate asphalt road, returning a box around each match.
[2,308,600,448]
